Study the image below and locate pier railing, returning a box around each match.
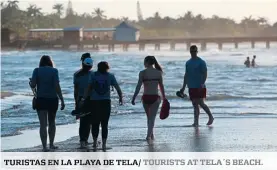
[5,36,277,51]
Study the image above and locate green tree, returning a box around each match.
[92,8,106,27]
[53,3,64,18]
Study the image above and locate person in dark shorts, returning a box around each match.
[73,53,93,149]
[179,45,214,127]
[81,61,123,151]
[30,55,65,152]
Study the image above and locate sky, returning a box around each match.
[12,0,277,24]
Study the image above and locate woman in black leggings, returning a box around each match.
[81,61,123,151]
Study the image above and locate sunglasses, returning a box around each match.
[190,50,198,52]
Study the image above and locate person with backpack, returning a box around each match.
[81,61,123,151]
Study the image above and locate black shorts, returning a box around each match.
[36,97,58,112]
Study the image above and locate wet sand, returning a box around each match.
[1,92,15,99]
[2,114,277,152]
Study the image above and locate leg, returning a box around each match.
[142,103,150,139]
[191,99,200,127]
[199,99,214,125]
[48,110,57,149]
[91,101,101,148]
[144,99,161,140]
[100,100,111,151]
[79,115,91,148]
[37,110,49,151]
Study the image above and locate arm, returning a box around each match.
[74,84,78,106]
[30,68,37,88]
[55,83,64,102]
[113,83,123,102]
[54,69,65,110]
[82,84,92,100]
[180,63,188,93]
[73,74,78,104]
[111,74,123,104]
[132,71,143,102]
[82,72,93,100]
[180,72,187,93]
[159,74,166,100]
[201,61,208,86]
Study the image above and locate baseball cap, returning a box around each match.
[190,45,198,52]
[83,58,93,66]
[80,53,91,61]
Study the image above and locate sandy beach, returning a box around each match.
[1,92,15,99]
[3,113,277,152]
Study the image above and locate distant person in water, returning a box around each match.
[179,45,214,127]
[251,55,256,67]
[244,57,250,67]
[30,55,65,152]
[81,61,123,151]
[73,53,93,149]
[132,56,166,141]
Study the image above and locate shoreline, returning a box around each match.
[2,114,277,152]
[1,92,16,99]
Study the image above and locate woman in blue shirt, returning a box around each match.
[30,55,65,152]
[81,61,123,151]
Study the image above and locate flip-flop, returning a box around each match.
[176,91,187,98]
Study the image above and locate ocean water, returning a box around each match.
[1,43,277,137]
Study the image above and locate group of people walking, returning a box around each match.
[30,45,213,152]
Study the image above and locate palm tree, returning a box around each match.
[1,1,6,9]
[53,3,64,18]
[7,0,18,9]
[92,8,106,27]
[27,4,42,17]
[257,17,268,25]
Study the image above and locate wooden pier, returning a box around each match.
[5,36,277,51]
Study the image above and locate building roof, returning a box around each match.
[84,28,116,32]
[115,21,139,31]
[29,28,63,32]
[63,27,83,31]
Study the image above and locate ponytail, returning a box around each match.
[153,57,163,72]
[145,55,163,72]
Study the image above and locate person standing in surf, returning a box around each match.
[251,55,256,67]
[131,56,166,141]
[30,55,65,152]
[73,53,93,149]
[244,57,250,68]
[178,45,214,127]
[81,61,123,151]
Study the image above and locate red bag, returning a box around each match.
[160,99,170,120]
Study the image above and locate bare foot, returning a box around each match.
[102,144,106,152]
[80,142,87,149]
[151,134,155,140]
[43,148,50,152]
[207,117,214,126]
[50,145,58,150]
